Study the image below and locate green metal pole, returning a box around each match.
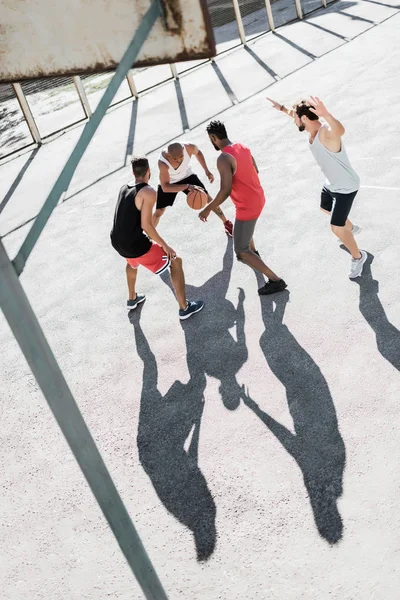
[1,261,169,597]
[13,0,163,275]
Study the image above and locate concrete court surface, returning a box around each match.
[1,2,400,599]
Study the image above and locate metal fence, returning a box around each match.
[0,0,333,159]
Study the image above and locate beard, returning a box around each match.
[298,124,305,132]
[212,142,220,151]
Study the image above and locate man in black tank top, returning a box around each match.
[111,156,204,320]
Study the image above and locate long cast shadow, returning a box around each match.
[0,147,40,215]
[243,280,346,544]
[132,238,248,560]
[163,238,248,410]
[353,253,399,371]
[131,310,215,560]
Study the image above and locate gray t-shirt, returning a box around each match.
[309,126,360,194]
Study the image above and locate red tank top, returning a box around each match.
[223,143,266,221]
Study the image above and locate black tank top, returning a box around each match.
[110,182,152,258]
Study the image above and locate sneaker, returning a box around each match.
[258,279,287,295]
[127,295,146,310]
[224,220,233,237]
[179,300,204,320]
[349,250,367,279]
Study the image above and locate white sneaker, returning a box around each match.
[349,250,367,279]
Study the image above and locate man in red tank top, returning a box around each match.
[199,120,287,295]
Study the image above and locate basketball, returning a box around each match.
[186,187,208,210]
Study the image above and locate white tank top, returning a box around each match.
[309,126,360,194]
[158,144,193,183]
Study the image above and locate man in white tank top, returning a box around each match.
[267,96,367,279]
[154,141,233,237]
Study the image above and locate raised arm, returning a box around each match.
[158,161,194,194]
[267,97,295,118]
[140,187,176,259]
[308,96,345,137]
[199,153,234,222]
[187,143,214,183]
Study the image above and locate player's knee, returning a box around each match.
[331,224,343,235]
[236,249,248,261]
[171,256,183,269]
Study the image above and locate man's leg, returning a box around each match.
[208,195,227,223]
[330,191,361,259]
[126,263,138,300]
[321,208,354,232]
[234,219,282,282]
[153,207,166,228]
[125,262,146,310]
[321,188,360,234]
[155,185,176,227]
[206,192,233,236]
[331,225,361,259]
[168,256,205,318]
[169,257,187,310]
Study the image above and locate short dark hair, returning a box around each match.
[295,101,319,121]
[206,120,228,139]
[131,156,149,178]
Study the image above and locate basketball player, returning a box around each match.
[111,156,204,320]
[154,141,234,236]
[267,96,367,279]
[199,121,287,295]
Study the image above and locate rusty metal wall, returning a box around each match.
[0,0,216,82]
[0,0,331,159]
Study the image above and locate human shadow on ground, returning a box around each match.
[352,252,400,371]
[131,238,248,560]
[242,280,346,544]
[162,237,248,410]
[131,310,215,560]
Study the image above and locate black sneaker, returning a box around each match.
[258,279,287,296]
[179,300,204,320]
[127,295,146,310]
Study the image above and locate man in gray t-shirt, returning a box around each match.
[267,96,367,279]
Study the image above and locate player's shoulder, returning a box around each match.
[218,151,235,167]
[236,141,251,153]
[139,183,156,196]
[319,123,335,138]
[184,142,197,153]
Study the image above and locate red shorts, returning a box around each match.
[126,243,170,274]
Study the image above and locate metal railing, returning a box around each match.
[0,0,333,160]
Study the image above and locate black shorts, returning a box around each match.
[320,187,358,227]
[156,174,207,209]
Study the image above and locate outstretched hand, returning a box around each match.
[266,97,283,111]
[308,96,329,118]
